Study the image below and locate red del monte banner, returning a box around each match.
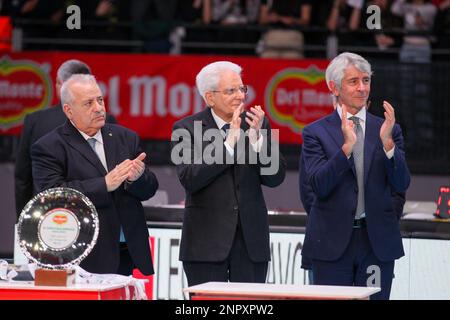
[0,52,333,144]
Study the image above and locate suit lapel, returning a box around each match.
[62,121,107,175]
[364,113,377,186]
[324,110,356,177]
[324,110,344,149]
[101,124,116,172]
[202,107,219,131]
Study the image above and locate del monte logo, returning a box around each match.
[52,214,68,225]
[0,56,52,130]
[265,66,333,134]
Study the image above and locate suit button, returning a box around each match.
[233,205,239,211]
[354,187,358,193]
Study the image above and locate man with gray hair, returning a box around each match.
[31,74,158,275]
[171,61,286,288]
[14,59,116,219]
[300,52,410,299]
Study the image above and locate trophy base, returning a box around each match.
[34,268,76,287]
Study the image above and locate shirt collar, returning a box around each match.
[210,108,229,130]
[71,121,103,144]
[336,104,366,123]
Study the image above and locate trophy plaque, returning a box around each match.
[17,188,99,286]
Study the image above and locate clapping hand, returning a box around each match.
[380,101,395,151]
[105,152,147,191]
[246,105,265,144]
[127,152,147,182]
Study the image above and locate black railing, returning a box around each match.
[2,19,450,174]
[10,18,450,59]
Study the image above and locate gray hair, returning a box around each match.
[196,61,242,102]
[56,59,91,83]
[325,52,372,93]
[60,74,98,106]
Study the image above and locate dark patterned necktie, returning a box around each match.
[221,123,230,137]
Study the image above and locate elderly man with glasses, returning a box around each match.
[171,61,286,289]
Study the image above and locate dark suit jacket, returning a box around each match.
[172,107,286,263]
[301,110,410,262]
[299,145,406,269]
[14,104,116,218]
[299,147,314,270]
[30,121,158,275]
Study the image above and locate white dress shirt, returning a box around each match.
[73,122,109,172]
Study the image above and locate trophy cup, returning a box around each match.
[17,188,99,286]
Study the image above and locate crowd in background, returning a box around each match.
[1,0,450,60]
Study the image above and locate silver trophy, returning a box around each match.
[17,187,99,285]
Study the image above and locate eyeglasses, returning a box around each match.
[211,85,248,96]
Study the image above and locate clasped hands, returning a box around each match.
[226,103,265,148]
[105,152,146,192]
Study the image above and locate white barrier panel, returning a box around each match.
[149,228,450,300]
[150,228,307,300]
[14,225,450,299]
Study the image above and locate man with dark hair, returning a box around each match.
[14,59,116,219]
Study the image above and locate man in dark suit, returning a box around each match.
[171,61,286,287]
[31,74,158,275]
[14,59,116,219]
[300,52,410,299]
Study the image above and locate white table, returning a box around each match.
[184,281,380,300]
[0,281,133,300]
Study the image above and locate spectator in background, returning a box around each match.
[210,0,261,25]
[433,0,450,49]
[0,13,12,51]
[346,0,403,51]
[176,0,211,25]
[326,0,367,47]
[257,0,313,58]
[172,1,212,54]
[6,0,64,22]
[391,0,437,63]
[130,0,178,52]
[310,0,335,27]
[366,0,404,50]
[259,0,312,27]
[4,0,65,43]
[55,1,131,45]
[327,0,362,31]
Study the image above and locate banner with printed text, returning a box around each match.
[0,52,333,143]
